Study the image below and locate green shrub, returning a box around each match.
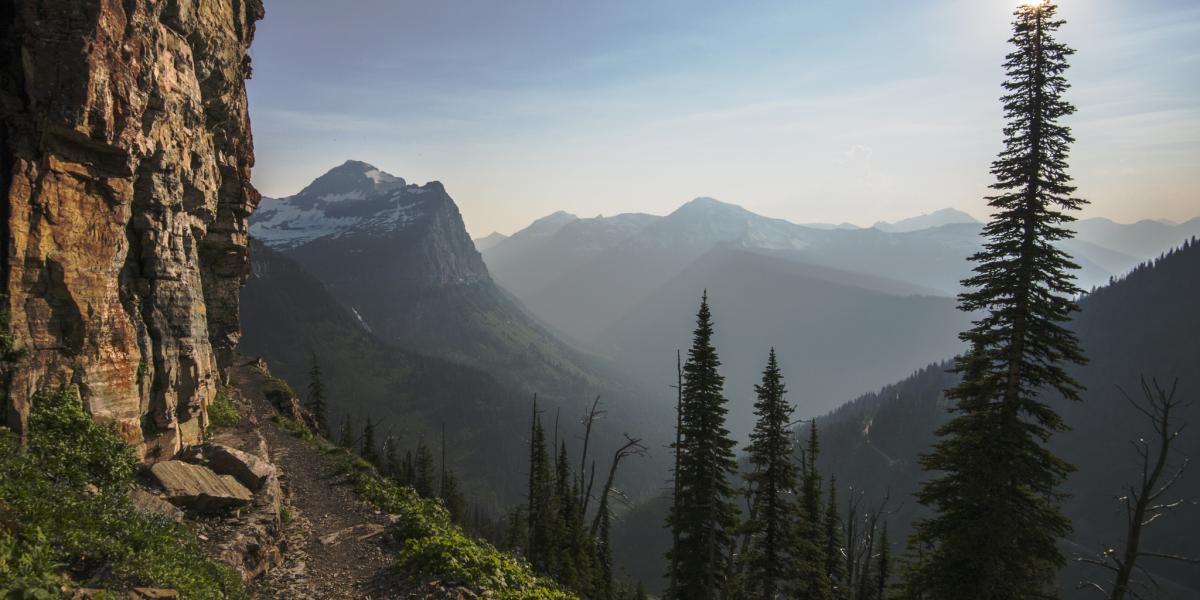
[206,385,240,429]
[343,469,573,600]
[271,414,313,442]
[0,389,244,599]
[26,386,138,491]
[0,294,26,361]
[264,377,296,398]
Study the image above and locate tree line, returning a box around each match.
[500,395,651,600]
[663,294,893,600]
[305,354,468,522]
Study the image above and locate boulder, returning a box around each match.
[206,444,275,492]
[149,461,252,512]
[129,488,185,523]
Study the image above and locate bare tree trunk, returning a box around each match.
[1077,377,1196,600]
[591,435,646,537]
[579,395,603,516]
[584,459,597,519]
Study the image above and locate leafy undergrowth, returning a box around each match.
[345,468,575,600]
[206,384,241,429]
[272,413,574,599]
[0,389,244,599]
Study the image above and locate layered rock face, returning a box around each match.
[0,0,263,457]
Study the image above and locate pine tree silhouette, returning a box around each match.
[911,3,1087,598]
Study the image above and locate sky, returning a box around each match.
[246,0,1200,238]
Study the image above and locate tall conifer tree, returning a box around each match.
[383,436,400,478]
[665,293,740,599]
[414,439,436,498]
[552,441,580,588]
[739,349,798,599]
[337,415,354,449]
[306,353,328,435]
[824,477,846,600]
[596,503,614,600]
[875,524,891,600]
[361,417,378,464]
[911,3,1086,599]
[795,421,832,599]
[526,401,554,572]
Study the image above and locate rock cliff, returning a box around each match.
[1,0,264,457]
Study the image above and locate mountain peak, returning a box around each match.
[513,211,579,239]
[473,232,509,251]
[873,208,979,233]
[294,160,406,201]
[670,197,749,219]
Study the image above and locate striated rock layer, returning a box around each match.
[0,0,263,457]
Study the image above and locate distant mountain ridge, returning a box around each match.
[484,200,1198,341]
[244,161,674,502]
[248,161,609,396]
[472,232,509,251]
[594,244,971,436]
[871,207,979,232]
[481,198,1198,423]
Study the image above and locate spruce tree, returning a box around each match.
[665,293,740,599]
[824,477,847,600]
[910,3,1086,599]
[526,403,554,572]
[383,436,400,478]
[794,421,832,599]
[306,352,328,435]
[596,498,614,600]
[875,524,891,600]
[440,470,467,522]
[739,349,798,599]
[552,441,580,588]
[400,449,416,487]
[504,507,529,555]
[337,415,354,449]
[414,439,437,498]
[361,417,378,464]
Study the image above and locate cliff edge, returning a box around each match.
[1,0,264,457]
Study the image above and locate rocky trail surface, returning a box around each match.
[229,360,408,599]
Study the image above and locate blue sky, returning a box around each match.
[247,0,1200,236]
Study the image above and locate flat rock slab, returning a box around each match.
[206,443,275,491]
[129,487,185,522]
[318,523,386,547]
[149,460,252,512]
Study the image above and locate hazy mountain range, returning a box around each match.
[247,161,674,503]
[479,197,1198,432]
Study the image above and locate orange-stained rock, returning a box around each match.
[1,0,263,457]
